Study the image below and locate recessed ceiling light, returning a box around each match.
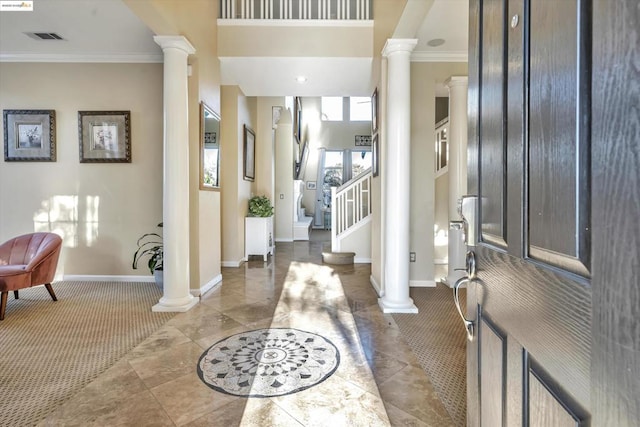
[295,76,308,83]
[427,38,446,47]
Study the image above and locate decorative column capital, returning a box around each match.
[444,75,468,88]
[382,39,418,57]
[154,35,196,55]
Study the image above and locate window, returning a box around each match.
[349,97,372,121]
[321,97,343,121]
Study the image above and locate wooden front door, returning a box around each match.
[465,0,639,425]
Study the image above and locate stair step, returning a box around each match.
[321,243,355,265]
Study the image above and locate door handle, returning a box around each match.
[453,251,477,341]
[454,277,475,341]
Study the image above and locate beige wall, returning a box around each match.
[274,111,294,241]
[125,0,223,290]
[220,85,255,265]
[0,62,163,277]
[218,25,372,58]
[409,61,467,284]
[255,97,285,202]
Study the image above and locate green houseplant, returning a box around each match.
[132,222,163,288]
[248,195,274,217]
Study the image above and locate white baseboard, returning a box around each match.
[275,238,294,242]
[409,280,437,288]
[369,275,383,297]
[63,275,154,283]
[434,258,448,265]
[222,260,243,267]
[191,274,222,297]
[354,257,372,264]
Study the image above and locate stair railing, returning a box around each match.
[331,169,372,250]
[220,0,372,20]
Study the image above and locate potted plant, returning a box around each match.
[248,195,274,217]
[132,222,163,289]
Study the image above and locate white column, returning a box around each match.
[152,36,198,313]
[379,39,418,314]
[445,76,468,219]
[444,76,469,286]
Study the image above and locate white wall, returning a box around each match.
[0,62,163,277]
[434,171,449,262]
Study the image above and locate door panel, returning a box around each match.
[479,316,506,426]
[527,0,591,276]
[470,0,640,425]
[475,250,591,408]
[479,0,507,247]
[468,0,593,425]
[529,374,580,427]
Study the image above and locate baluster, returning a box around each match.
[367,176,371,213]
[357,184,360,222]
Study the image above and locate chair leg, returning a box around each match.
[14,290,19,299]
[1,292,7,321]
[44,283,58,301]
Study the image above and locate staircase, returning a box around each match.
[322,169,372,264]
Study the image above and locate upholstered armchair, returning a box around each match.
[0,232,62,320]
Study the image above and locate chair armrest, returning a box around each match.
[0,265,28,277]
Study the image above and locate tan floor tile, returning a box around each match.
[125,325,192,360]
[184,398,304,427]
[128,341,205,388]
[378,365,453,426]
[271,375,391,427]
[384,402,436,427]
[150,372,239,426]
[167,306,245,341]
[39,390,173,427]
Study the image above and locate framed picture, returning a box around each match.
[293,96,302,143]
[243,124,255,181]
[371,88,378,134]
[200,102,221,190]
[306,181,316,190]
[355,135,372,147]
[372,133,379,177]
[78,111,131,163]
[3,109,56,161]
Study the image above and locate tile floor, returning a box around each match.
[40,238,454,426]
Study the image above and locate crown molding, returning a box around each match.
[411,51,468,62]
[0,53,163,63]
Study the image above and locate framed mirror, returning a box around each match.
[200,102,221,190]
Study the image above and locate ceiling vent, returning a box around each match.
[25,32,65,41]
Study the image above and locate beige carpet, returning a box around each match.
[0,281,175,427]
[392,283,467,427]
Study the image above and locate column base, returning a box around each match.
[378,297,418,314]
[152,294,198,312]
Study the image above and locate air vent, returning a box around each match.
[25,32,65,41]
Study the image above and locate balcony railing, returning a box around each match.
[220,0,372,20]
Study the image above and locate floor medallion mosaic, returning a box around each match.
[197,328,340,397]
